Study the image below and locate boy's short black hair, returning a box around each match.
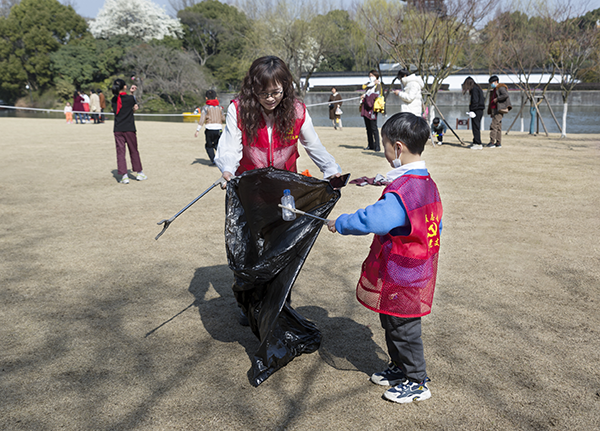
[489,75,499,83]
[432,117,440,124]
[205,89,217,99]
[381,112,430,155]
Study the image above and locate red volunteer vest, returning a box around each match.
[357,174,443,318]
[234,99,305,175]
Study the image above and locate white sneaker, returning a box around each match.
[469,144,483,150]
[136,172,148,181]
[120,175,130,184]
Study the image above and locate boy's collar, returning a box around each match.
[386,161,427,181]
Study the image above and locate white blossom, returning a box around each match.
[89,0,183,41]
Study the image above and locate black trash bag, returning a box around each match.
[225,167,341,386]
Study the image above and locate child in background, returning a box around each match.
[111,79,147,184]
[430,117,447,145]
[64,102,73,123]
[327,112,443,404]
[194,89,226,165]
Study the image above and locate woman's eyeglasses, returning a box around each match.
[257,90,283,100]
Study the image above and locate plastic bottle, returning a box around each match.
[281,189,296,221]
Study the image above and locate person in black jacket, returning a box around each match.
[111,79,147,184]
[462,77,485,150]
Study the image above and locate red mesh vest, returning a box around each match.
[234,99,305,175]
[357,174,443,318]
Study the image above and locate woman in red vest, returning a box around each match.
[214,56,341,181]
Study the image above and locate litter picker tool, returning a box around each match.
[278,204,331,223]
[155,177,226,240]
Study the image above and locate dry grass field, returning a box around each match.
[1,117,599,430]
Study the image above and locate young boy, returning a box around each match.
[327,112,442,404]
[430,117,447,144]
[194,89,226,165]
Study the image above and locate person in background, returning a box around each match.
[90,89,100,124]
[72,91,84,124]
[430,117,447,145]
[98,89,106,123]
[81,91,91,123]
[194,89,226,165]
[64,102,73,124]
[487,75,512,148]
[328,87,343,131]
[393,68,424,117]
[111,79,147,184]
[360,70,381,151]
[462,76,485,150]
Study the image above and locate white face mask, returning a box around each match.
[392,148,402,168]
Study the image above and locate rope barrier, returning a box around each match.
[1,95,363,117]
[305,96,362,108]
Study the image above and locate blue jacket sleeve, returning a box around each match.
[335,193,408,236]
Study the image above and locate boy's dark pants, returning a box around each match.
[205,129,221,163]
[380,314,427,383]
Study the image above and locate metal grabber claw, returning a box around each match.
[155,177,226,240]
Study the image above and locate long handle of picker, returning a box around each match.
[278,204,331,223]
[155,177,226,240]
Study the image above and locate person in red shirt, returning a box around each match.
[110,79,147,184]
[214,56,341,326]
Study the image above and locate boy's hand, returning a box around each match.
[327,219,337,233]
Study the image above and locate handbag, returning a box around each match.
[374,95,385,113]
[498,108,510,114]
[373,83,385,113]
[335,106,343,116]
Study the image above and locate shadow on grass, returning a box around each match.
[298,305,388,375]
[187,265,257,356]
[191,158,215,166]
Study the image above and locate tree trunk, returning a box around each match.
[561,102,568,138]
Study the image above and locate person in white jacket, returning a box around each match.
[393,69,425,117]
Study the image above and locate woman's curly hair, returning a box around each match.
[238,56,299,145]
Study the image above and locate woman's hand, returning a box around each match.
[130,85,137,93]
[133,104,139,112]
[194,131,199,138]
[220,171,233,189]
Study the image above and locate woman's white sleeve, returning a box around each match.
[299,110,341,178]
[214,103,243,174]
[397,82,419,104]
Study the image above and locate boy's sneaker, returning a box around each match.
[469,144,483,150]
[486,143,497,148]
[119,175,129,184]
[495,143,502,148]
[370,363,407,386]
[136,172,148,181]
[384,378,431,404]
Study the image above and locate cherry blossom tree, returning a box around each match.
[89,0,183,42]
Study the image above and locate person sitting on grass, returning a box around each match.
[327,112,443,404]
